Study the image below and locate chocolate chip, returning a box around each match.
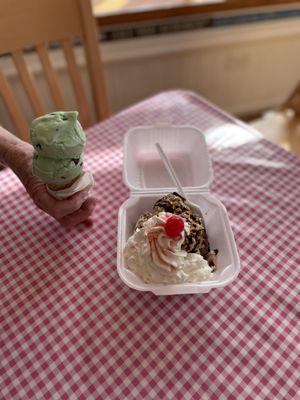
[79,162,83,167]
[36,144,42,149]
[56,128,59,131]
[72,158,80,165]
[62,116,68,121]
[61,176,66,179]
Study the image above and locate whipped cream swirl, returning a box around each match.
[124,212,213,284]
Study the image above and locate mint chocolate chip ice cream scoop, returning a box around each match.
[32,153,84,185]
[30,111,85,159]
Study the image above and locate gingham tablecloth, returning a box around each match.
[1,91,299,400]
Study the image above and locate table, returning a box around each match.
[1,91,299,399]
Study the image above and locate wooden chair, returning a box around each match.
[250,81,300,156]
[0,0,109,141]
[278,81,300,115]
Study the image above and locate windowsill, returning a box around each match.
[94,0,300,26]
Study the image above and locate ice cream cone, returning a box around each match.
[46,174,82,191]
[30,111,93,200]
[46,171,94,200]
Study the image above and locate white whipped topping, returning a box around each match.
[124,212,213,284]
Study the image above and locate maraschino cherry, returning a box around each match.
[165,215,184,238]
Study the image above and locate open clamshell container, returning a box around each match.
[117,125,240,295]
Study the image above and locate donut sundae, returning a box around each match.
[124,193,218,284]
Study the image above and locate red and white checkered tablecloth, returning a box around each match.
[1,91,299,400]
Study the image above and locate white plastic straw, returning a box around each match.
[155,142,186,198]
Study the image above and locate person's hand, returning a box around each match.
[11,141,96,227]
[25,176,97,227]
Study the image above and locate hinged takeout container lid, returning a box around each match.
[123,125,213,193]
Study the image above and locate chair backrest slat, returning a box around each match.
[11,50,45,117]
[36,43,66,110]
[0,67,28,140]
[79,0,109,120]
[61,38,91,127]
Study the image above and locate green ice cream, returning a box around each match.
[32,153,84,185]
[30,111,85,159]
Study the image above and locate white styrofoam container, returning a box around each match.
[117,125,240,295]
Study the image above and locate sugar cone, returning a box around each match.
[46,171,93,200]
[47,174,82,191]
